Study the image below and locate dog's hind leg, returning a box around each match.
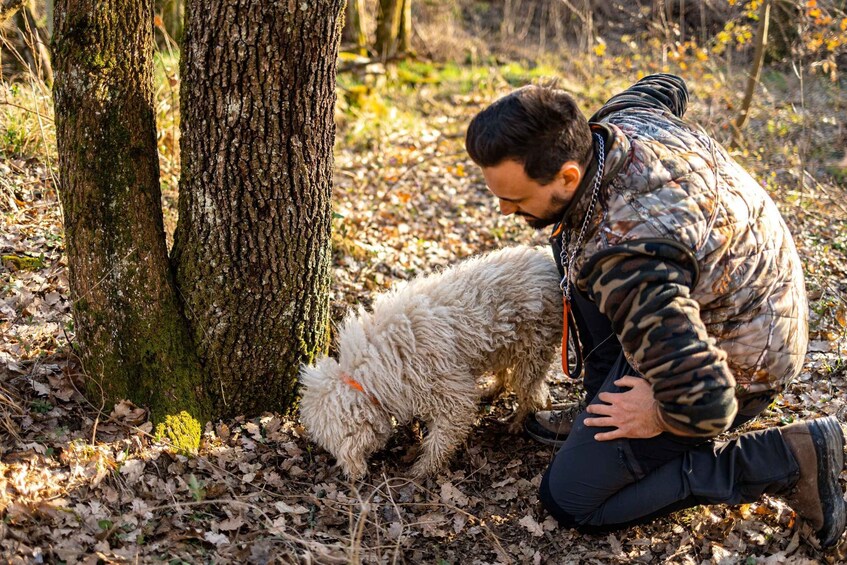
[410,399,477,478]
[506,354,553,433]
[479,368,508,402]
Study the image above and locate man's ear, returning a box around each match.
[558,161,584,193]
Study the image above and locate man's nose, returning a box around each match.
[498,199,517,215]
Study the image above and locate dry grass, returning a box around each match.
[0,381,23,442]
[0,80,53,160]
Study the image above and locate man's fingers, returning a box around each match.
[586,403,614,416]
[584,416,614,428]
[593,429,622,441]
[597,391,616,403]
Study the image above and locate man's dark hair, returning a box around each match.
[466,84,593,184]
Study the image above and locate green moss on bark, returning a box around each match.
[78,274,212,426]
[135,311,211,425]
[2,254,45,271]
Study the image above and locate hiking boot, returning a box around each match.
[524,401,585,447]
[780,416,847,548]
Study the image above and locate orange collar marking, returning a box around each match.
[340,372,380,406]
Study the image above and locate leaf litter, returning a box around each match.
[2,75,847,563]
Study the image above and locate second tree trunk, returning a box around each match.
[173,0,342,418]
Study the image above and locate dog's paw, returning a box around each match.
[409,460,439,480]
[339,459,369,482]
[409,465,428,480]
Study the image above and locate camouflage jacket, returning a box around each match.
[552,74,808,437]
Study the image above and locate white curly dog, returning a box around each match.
[299,245,563,479]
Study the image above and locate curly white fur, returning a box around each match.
[299,245,563,479]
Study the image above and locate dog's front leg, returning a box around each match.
[410,405,476,479]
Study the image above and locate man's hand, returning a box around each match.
[584,376,666,441]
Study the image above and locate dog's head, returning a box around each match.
[299,356,392,479]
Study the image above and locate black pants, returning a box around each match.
[539,293,800,530]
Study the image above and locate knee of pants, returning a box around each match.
[539,469,624,534]
[539,467,580,528]
[538,442,635,526]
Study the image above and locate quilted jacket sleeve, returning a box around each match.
[590,74,689,123]
[577,240,738,437]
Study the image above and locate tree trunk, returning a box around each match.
[173,0,341,418]
[342,0,367,53]
[53,0,209,423]
[397,0,412,56]
[375,0,402,59]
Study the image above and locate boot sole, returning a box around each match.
[810,416,847,548]
[523,417,568,447]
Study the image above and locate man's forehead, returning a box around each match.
[482,160,527,183]
[482,161,532,194]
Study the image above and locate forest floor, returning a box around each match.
[2,55,847,564]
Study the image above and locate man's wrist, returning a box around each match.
[652,402,669,434]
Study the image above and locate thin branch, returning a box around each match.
[732,0,772,147]
[0,99,54,122]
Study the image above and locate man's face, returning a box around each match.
[481,159,582,230]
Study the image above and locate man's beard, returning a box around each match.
[518,194,570,231]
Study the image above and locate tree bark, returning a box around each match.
[173,0,341,418]
[53,0,209,423]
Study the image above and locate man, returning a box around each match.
[465,74,847,546]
